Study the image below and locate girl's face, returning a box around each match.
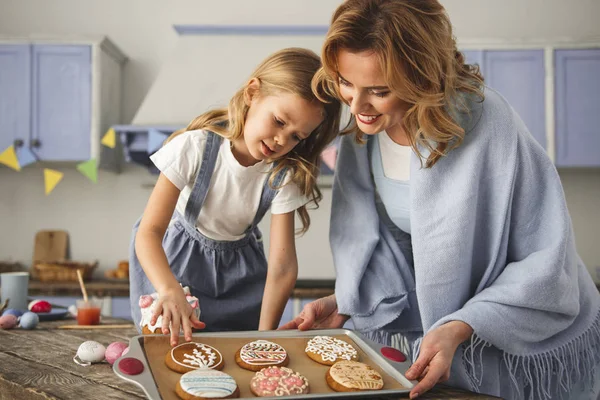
[337,49,410,143]
[242,87,324,163]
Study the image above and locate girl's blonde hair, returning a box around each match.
[315,0,484,167]
[167,47,342,234]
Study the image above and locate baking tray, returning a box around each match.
[113,329,415,399]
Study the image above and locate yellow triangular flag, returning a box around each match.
[44,169,64,195]
[0,145,21,171]
[76,159,98,183]
[101,127,116,148]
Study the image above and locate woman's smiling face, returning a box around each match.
[337,49,411,142]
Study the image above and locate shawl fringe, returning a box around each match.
[463,310,600,399]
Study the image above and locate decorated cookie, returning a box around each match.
[326,360,384,392]
[249,366,309,397]
[166,342,224,373]
[175,369,239,400]
[139,285,200,334]
[235,340,289,371]
[305,336,359,365]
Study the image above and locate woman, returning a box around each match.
[281,1,600,399]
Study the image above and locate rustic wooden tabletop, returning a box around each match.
[0,317,500,400]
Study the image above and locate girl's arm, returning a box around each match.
[259,211,298,330]
[135,174,204,345]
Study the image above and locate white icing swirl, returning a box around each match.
[171,342,223,370]
[305,336,358,362]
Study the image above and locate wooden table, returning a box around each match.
[0,317,499,400]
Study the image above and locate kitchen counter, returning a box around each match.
[0,317,500,400]
[28,279,337,299]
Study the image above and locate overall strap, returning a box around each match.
[183,131,223,225]
[249,165,289,229]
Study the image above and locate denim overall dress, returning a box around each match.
[129,131,287,332]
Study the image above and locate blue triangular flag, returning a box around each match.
[147,129,169,154]
[16,146,37,168]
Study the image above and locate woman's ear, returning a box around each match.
[244,78,261,106]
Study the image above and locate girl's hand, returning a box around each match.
[404,321,473,399]
[278,295,349,330]
[150,287,206,346]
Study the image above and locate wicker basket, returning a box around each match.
[32,261,98,282]
[0,262,26,274]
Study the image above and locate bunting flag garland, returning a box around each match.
[101,127,116,148]
[76,159,98,183]
[147,128,169,154]
[44,168,64,195]
[16,146,38,168]
[0,145,21,171]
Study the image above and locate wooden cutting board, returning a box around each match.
[33,230,69,263]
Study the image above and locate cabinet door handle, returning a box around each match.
[30,139,42,148]
[13,139,24,148]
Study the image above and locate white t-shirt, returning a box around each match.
[150,130,309,241]
[379,130,412,181]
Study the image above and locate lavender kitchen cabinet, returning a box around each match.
[0,37,126,162]
[32,45,92,161]
[555,49,600,167]
[461,49,546,148]
[0,44,30,154]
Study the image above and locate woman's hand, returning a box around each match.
[278,294,349,330]
[151,286,205,346]
[405,321,473,398]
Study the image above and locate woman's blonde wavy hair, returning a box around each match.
[166,47,342,234]
[315,0,484,167]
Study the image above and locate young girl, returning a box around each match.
[129,48,342,346]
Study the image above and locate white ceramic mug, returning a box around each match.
[0,271,30,311]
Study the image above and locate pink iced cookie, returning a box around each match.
[250,366,309,397]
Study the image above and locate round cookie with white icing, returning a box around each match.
[175,369,239,400]
[166,342,224,374]
[249,366,309,397]
[326,360,384,392]
[235,340,289,371]
[305,336,358,366]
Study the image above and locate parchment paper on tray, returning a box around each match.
[140,331,409,399]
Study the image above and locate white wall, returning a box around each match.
[0,0,599,281]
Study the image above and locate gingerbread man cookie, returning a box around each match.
[235,340,289,371]
[166,342,224,374]
[175,369,239,400]
[249,366,309,397]
[305,335,359,365]
[326,360,384,392]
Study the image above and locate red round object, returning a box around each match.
[380,346,406,362]
[28,300,52,313]
[118,357,144,375]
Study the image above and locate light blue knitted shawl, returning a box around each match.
[331,87,600,399]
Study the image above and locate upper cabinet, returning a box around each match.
[462,49,546,148]
[554,49,600,167]
[0,37,126,163]
[463,44,600,167]
[0,45,31,156]
[32,45,91,161]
